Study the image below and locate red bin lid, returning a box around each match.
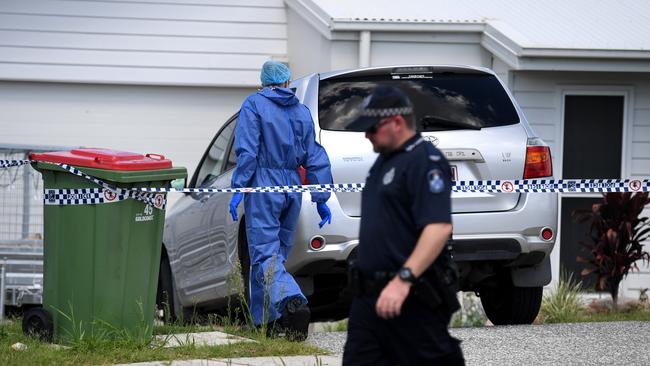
[30,148,173,171]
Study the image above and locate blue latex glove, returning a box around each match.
[229,192,243,221]
[316,202,332,228]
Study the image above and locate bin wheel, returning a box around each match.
[22,307,54,342]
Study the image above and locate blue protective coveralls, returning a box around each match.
[231,86,332,325]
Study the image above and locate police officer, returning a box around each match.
[342,85,465,365]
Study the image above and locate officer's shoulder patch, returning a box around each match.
[383,167,395,185]
[427,169,445,193]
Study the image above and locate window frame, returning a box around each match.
[189,114,238,188]
[222,116,239,173]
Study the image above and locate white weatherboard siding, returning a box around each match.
[0,81,254,207]
[0,0,287,86]
[512,71,650,299]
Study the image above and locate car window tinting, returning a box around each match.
[196,120,235,187]
[318,73,519,131]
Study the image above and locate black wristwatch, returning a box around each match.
[397,267,417,284]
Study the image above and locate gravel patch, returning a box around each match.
[306,331,347,355]
[308,321,650,365]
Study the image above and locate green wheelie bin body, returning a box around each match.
[31,149,186,342]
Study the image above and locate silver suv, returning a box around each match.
[158,65,557,325]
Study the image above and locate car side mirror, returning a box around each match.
[171,178,186,191]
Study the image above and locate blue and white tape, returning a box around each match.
[2,160,649,209]
[134,179,649,194]
[0,159,31,168]
[56,163,166,208]
[2,159,166,209]
[43,188,166,209]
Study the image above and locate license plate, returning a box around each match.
[450,165,458,182]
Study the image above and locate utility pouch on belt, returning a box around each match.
[347,260,362,295]
[429,245,461,314]
[347,251,460,314]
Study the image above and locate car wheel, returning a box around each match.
[156,250,196,324]
[479,276,542,325]
[22,307,53,342]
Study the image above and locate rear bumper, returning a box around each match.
[287,191,558,272]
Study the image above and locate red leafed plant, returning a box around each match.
[573,192,650,308]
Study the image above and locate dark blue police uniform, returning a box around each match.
[342,133,464,366]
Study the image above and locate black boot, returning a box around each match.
[281,297,310,342]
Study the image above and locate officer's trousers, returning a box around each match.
[343,295,465,366]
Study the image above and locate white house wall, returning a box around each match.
[288,20,490,75]
[0,81,254,207]
[286,6,331,79]
[330,40,359,72]
[370,32,490,68]
[0,0,287,87]
[511,70,650,299]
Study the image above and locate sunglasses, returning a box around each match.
[366,118,395,134]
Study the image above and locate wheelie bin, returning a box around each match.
[24,148,186,342]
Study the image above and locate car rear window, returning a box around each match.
[318,73,520,131]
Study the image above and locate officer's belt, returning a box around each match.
[350,270,396,297]
[349,268,442,306]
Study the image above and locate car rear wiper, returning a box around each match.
[420,115,482,130]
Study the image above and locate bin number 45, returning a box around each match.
[144,204,154,215]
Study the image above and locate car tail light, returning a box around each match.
[310,236,325,251]
[541,227,553,241]
[524,138,553,179]
[299,166,308,185]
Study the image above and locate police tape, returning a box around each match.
[43,187,167,209]
[2,160,649,210]
[0,159,31,168]
[135,178,650,194]
[1,159,166,209]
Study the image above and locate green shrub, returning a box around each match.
[540,272,583,323]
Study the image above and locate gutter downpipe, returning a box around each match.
[359,30,371,68]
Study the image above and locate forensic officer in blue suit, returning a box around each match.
[343,85,464,365]
[229,61,333,341]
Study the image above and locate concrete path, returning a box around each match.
[116,355,341,366]
[152,331,254,348]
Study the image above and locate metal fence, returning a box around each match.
[0,146,44,243]
[0,144,73,317]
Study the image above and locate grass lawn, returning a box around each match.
[0,318,326,366]
[555,307,650,323]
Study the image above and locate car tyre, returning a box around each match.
[237,221,251,306]
[156,250,196,324]
[479,277,543,325]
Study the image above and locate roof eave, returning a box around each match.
[330,19,485,33]
[284,0,333,39]
[289,1,650,72]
